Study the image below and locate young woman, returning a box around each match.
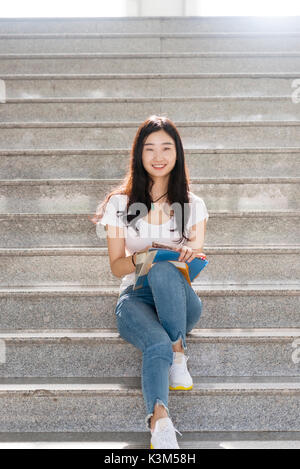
[91,115,209,449]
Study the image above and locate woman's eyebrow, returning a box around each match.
[144,142,174,146]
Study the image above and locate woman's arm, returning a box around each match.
[184,219,207,252]
[106,224,134,278]
[175,219,207,263]
[106,224,150,278]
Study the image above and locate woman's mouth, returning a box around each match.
[152,164,167,170]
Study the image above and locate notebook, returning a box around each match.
[133,241,208,290]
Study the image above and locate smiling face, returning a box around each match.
[142,130,177,184]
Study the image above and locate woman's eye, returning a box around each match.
[146,148,171,152]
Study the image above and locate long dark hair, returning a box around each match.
[90,115,192,245]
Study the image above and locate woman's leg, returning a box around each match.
[115,287,174,430]
[147,261,203,352]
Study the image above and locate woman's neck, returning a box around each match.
[150,186,168,202]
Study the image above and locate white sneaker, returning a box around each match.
[150,417,182,449]
[169,352,193,390]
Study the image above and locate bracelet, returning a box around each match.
[131,252,136,267]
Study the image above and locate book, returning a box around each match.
[133,241,209,291]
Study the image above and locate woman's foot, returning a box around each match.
[150,403,169,432]
[150,417,181,449]
[169,352,193,390]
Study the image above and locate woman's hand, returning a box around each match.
[174,245,206,264]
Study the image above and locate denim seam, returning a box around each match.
[173,265,203,337]
[142,342,173,422]
[149,262,188,351]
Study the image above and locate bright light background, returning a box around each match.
[0,0,127,18]
[0,0,300,17]
[200,0,300,16]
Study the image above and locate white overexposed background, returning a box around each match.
[201,0,300,16]
[0,0,300,17]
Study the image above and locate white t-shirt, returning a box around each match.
[98,191,209,295]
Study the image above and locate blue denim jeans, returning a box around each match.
[114,261,203,430]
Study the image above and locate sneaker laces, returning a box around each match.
[162,420,183,438]
[174,426,183,437]
[152,418,182,446]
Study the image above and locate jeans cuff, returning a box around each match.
[145,399,170,431]
[171,332,187,352]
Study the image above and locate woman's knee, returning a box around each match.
[148,260,180,285]
[187,296,203,332]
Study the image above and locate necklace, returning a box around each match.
[151,191,168,211]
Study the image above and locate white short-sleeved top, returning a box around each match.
[98,191,209,295]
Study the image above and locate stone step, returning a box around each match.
[1,73,299,98]
[1,121,300,149]
[1,96,300,122]
[1,431,300,449]
[0,16,300,34]
[0,284,299,330]
[1,148,299,179]
[0,328,299,378]
[0,178,298,213]
[0,377,299,432]
[1,212,299,249]
[0,246,299,287]
[1,52,300,74]
[2,32,300,54]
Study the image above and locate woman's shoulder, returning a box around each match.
[187,191,206,205]
[108,193,128,206]
[109,193,128,200]
[187,191,209,222]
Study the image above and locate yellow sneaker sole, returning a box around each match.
[169,384,193,390]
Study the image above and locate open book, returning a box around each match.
[133,241,209,291]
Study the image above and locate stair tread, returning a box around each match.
[2,211,299,217]
[1,176,299,183]
[0,147,300,155]
[2,51,300,57]
[0,430,299,449]
[0,327,300,340]
[1,120,300,127]
[2,72,300,78]
[4,95,298,102]
[1,245,300,255]
[0,283,299,295]
[2,31,300,38]
[0,376,300,392]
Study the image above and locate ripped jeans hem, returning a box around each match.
[171,332,187,352]
[145,399,170,431]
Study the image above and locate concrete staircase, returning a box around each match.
[0,16,299,449]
